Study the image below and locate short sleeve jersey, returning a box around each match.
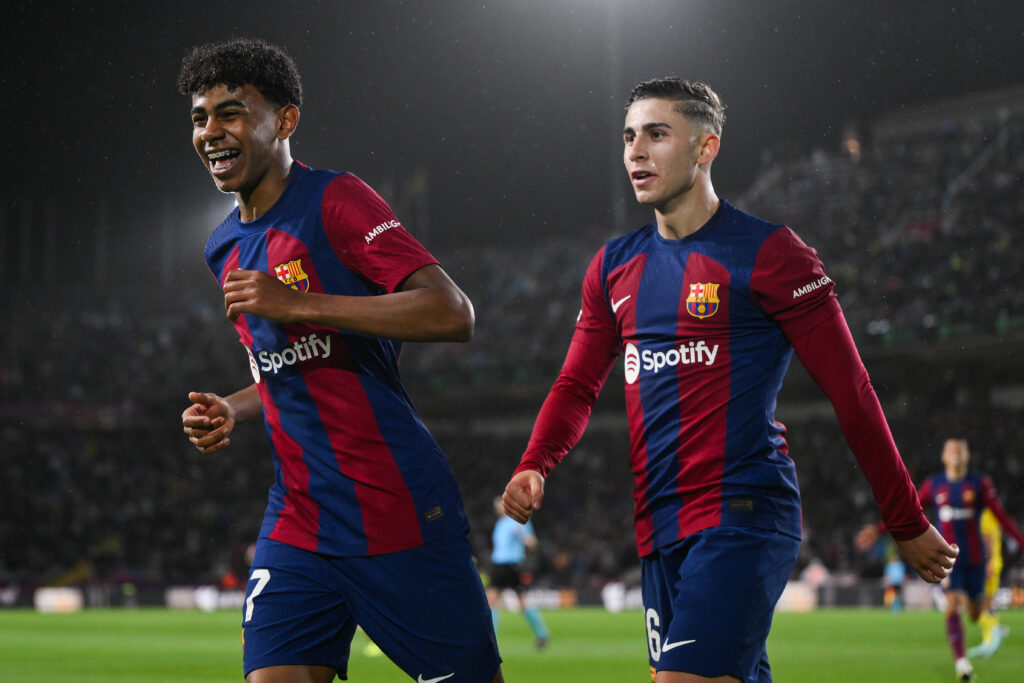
[491,516,534,566]
[203,163,468,557]
[576,201,839,556]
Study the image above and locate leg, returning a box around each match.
[945,590,967,660]
[643,528,798,682]
[517,591,550,650]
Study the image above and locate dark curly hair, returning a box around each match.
[176,38,303,108]
[626,77,725,136]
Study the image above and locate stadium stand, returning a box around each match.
[2,87,1022,603]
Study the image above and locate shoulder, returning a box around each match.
[601,224,655,270]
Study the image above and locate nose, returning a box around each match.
[198,118,225,143]
[626,139,647,162]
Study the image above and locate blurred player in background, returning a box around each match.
[487,496,550,650]
[858,437,1024,681]
[501,77,958,683]
[967,508,1009,658]
[176,38,502,683]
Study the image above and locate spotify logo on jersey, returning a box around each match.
[624,344,641,384]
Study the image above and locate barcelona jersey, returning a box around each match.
[518,201,878,557]
[918,472,1024,566]
[204,162,468,557]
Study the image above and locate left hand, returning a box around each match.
[895,524,959,584]
[223,269,303,323]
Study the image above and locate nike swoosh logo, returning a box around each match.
[611,295,631,313]
[418,674,455,683]
[662,639,696,651]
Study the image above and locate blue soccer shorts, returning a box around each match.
[944,556,986,602]
[242,533,501,681]
[641,526,800,683]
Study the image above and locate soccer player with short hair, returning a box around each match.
[177,38,502,683]
[501,77,958,682]
[860,438,1024,681]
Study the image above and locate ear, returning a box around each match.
[697,132,720,166]
[276,104,300,140]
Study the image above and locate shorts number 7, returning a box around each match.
[245,569,271,623]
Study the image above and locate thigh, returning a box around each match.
[946,559,986,602]
[337,532,502,683]
[243,540,357,679]
[642,527,799,683]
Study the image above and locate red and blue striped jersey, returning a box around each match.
[204,162,468,557]
[918,472,1024,566]
[517,201,928,557]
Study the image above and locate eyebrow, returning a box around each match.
[623,121,673,135]
[191,99,248,116]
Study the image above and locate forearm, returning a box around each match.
[293,285,473,342]
[225,384,264,424]
[516,338,616,477]
[792,312,928,540]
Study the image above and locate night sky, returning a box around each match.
[3,0,1023,288]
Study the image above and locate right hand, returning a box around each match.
[502,470,545,523]
[182,391,236,454]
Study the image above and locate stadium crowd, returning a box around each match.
[2,95,1022,594]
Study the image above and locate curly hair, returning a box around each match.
[626,77,725,136]
[176,38,303,108]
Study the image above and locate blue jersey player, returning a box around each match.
[487,497,549,650]
[177,39,502,683]
[501,78,958,682]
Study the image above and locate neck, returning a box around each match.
[654,179,720,240]
[237,156,294,222]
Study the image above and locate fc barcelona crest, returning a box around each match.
[686,282,720,319]
[273,259,310,292]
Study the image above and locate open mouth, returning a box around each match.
[207,148,241,172]
[631,171,655,183]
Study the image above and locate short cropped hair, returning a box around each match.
[626,77,725,136]
[176,38,303,108]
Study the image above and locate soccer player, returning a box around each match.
[859,438,1024,680]
[968,508,1010,658]
[500,77,958,683]
[487,497,550,650]
[176,38,502,683]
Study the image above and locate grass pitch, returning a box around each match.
[1,606,1021,681]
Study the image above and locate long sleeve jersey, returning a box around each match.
[515,201,929,557]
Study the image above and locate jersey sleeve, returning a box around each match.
[515,248,620,478]
[750,226,841,339]
[320,173,438,292]
[791,308,930,541]
[980,475,1024,547]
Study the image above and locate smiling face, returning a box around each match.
[622,98,703,211]
[190,83,295,200]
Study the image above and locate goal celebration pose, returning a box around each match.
[177,38,502,683]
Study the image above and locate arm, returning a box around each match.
[503,338,618,523]
[791,312,957,581]
[503,247,619,523]
[980,475,1024,548]
[222,263,474,342]
[181,384,263,454]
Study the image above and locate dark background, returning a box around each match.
[3,0,1023,288]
